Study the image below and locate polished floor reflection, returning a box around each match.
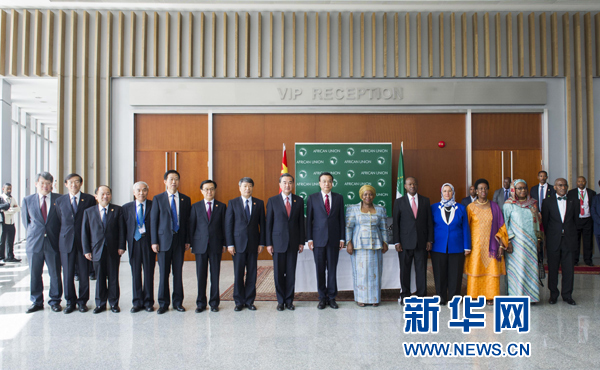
[1,242,600,369]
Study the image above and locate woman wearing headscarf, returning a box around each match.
[345,184,389,307]
[502,179,543,302]
[464,178,509,305]
[430,183,471,305]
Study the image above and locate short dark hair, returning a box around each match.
[3,183,11,188]
[94,185,112,194]
[239,177,254,186]
[36,172,54,183]
[538,170,548,176]
[200,179,217,190]
[279,173,294,182]
[64,173,83,184]
[404,176,417,184]
[318,172,333,182]
[474,178,489,190]
[164,170,180,180]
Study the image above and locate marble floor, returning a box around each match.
[1,242,600,370]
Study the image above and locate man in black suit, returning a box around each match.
[542,178,577,305]
[567,176,597,266]
[266,174,305,311]
[21,172,63,313]
[306,172,345,310]
[492,177,512,210]
[460,185,477,208]
[55,173,97,314]
[82,185,126,313]
[151,170,192,314]
[393,176,433,302]
[189,180,227,313]
[225,177,266,311]
[122,181,156,312]
[531,170,555,212]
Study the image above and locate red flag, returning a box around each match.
[280,144,288,193]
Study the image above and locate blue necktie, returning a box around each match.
[504,189,509,201]
[134,203,143,241]
[71,196,78,214]
[244,199,250,222]
[102,208,107,229]
[171,194,179,232]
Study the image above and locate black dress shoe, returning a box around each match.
[548,298,557,304]
[78,304,88,313]
[51,304,62,312]
[130,306,143,313]
[145,306,154,312]
[286,303,295,311]
[26,304,44,313]
[195,307,206,313]
[564,298,577,305]
[586,262,595,267]
[234,305,243,311]
[5,257,21,263]
[157,307,168,315]
[64,305,75,314]
[89,273,96,281]
[174,305,186,312]
[317,300,327,309]
[328,300,339,309]
[210,307,219,312]
[111,306,120,313]
[246,304,257,311]
[277,303,285,311]
[93,306,106,314]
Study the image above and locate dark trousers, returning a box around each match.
[399,248,428,298]
[430,251,464,303]
[0,223,16,259]
[194,252,222,309]
[60,247,89,306]
[232,251,258,306]
[157,232,185,308]
[547,237,574,300]
[313,245,340,301]
[74,259,95,277]
[273,247,299,305]
[27,238,62,306]
[93,246,121,308]
[574,217,594,264]
[129,235,156,308]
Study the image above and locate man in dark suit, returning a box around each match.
[393,176,433,302]
[122,181,156,312]
[21,172,63,313]
[151,170,192,314]
[567,176,597,266]
[492,177,512,210]
[306,172,345,310]
[55,173,97,314]
[460,185,477,208]
[189,180,226,313]
[266,174,305,311]
[542,178,578,305]
[82,185,126,313]
[0,183,21,265]
[531,170,555,212]
[225,177,266,311]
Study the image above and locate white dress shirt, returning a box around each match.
[167,191,180,217]
[282,193,292,205]
[578,189,591,218]
[1,194,20,224]
[135,200,147,234]
[321,191,333,208]
[38,193,51,218]
[241,196,253,216]
[408,194,419,209]
[70,191,81,208]
[557,195,567,223]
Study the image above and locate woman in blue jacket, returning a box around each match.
[431,183,471,305]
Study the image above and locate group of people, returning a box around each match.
[15,168,600,315]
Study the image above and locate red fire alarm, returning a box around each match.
[438,141,446,148]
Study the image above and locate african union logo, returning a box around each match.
[330,157,338,165]
[347,192,355,200]
[299,148,307,157]
[333,179,338,187]
[299,192,308,200]
[347,148,355,156]
[299,170,307,178]
[347,170,355,178]
[377,200,386,207]
[377,179,385,187]
[377,157,385,165]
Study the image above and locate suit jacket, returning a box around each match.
[55,192,97,254]
[541,195,578,253]
[592,194,600,235]
[225,197,266,253]
[122,199,152,258]
[189,199,227,254]
[431,202,471,254]
[21,193,61,254]
[82,204,126,261]
[460,196,474,208]
[531,183,555,210]
[150,191,192,252]
[492,188,510,209]
[567,187,597,218]
[265,194,305,253]
[305,192,345,248]
[392,194,434,250]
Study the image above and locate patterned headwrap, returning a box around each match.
[504,179,542,230]
[359,184,376,199]
[440,183,456,208]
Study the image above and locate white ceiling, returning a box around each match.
[5,78,57,127]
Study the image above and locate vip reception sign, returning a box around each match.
[295,143,393,216]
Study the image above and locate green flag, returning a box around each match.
[396,142,405,198]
